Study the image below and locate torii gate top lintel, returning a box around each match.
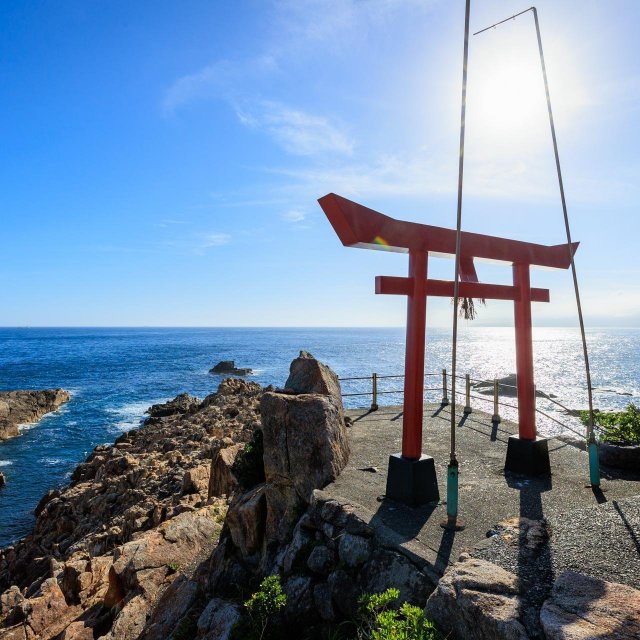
[318,192,578,269]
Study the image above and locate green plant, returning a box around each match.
[232,575,287,640]
[355,589,442,640]
[167,562,180,574]
[232,429,266,489]
[580,403,640,445]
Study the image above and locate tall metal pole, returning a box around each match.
[446,0,471,527]
[474,6,600,486]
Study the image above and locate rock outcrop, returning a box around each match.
[540,571,640,640]
[209,360,253,376]
[0,378,263,639]
[0,389,70,440]
[425,554,530,640]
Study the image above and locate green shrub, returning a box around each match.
[167,562,180,574]
[355,589,442,640]
[580,403,640,445]
[232,429,266,489]
[232,575,287,640]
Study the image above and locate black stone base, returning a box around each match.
[505,435,551,476]
[386,453,440,506]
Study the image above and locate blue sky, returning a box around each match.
[1,0,639,327]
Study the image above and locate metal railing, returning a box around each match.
[338,370,593,440]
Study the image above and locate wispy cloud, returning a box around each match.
[235,101,353,156]
[281,209,306,223]
[162,56,278,116]
[157,218,190,228]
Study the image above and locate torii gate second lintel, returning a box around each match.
[319,193,578,484]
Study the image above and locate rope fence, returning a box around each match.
[337,369,596,440]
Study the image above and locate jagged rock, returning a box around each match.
[60,622,94,639]
[540,570,640,640]
[283,575,316,624]
[261,389,349,542]
[208,443,243,498]
[285,351,343,403]
[424,554,529,640]
[147,393,199,418]
[338,533,371,568]
[210,360,253,376]
[0,389,69,440]
[26,577,71,638]
[307,545,336,576]
[327,569,360,618]
[139,575,199,640]
[313,583,336,622]
[225,484,267,558]
[197,598,242,640]
[182,464,210,495]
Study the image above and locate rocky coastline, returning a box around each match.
[0,390,70,441]
[1,354,638,640]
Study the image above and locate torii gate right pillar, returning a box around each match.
[507,262,551,475]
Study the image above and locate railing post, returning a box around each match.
[442,368,449,405]
[464,374,472,414]
[371,373,379,411]
[492,378,501,423]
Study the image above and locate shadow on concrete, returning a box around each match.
[613,500,640,555]
[457,413,470,428]
[430,404,447,418]
[369,498,438,545]
[433,527,457,576]
[592,486,607,504]
[505,472,554,638]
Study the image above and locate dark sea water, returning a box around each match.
[1,326,639,547]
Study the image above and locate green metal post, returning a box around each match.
[588,438,600,487]
[446,460,459,519]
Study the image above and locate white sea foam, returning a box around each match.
[0,461,13,467]
[40,457,65,466]
[106,399,164,433]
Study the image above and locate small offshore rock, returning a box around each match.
[209,360,253,376]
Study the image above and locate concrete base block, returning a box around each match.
[505,435,551,476]
[386,453,440,506]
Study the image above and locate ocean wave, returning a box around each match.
[0,461,13,467]
[105,399,161,434]
[39,457,66,466]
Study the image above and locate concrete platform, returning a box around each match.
[326,404,640,596]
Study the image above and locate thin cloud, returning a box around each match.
[281,209,306,223]
[235,101,353,157]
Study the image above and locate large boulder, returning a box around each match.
[424,554,529,640]
[285,351,343,404]
[261,390,350,543]
[540,570,640,640]
[208,444,243,498]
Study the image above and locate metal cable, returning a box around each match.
[474,7,596,444]
[450,0,472,462]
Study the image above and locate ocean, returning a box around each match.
[1,326,639,547]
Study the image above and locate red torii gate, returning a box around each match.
[319,193,578,501]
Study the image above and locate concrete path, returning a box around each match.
[326,404,640,595]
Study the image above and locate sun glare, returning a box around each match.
[467,24,585,151]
